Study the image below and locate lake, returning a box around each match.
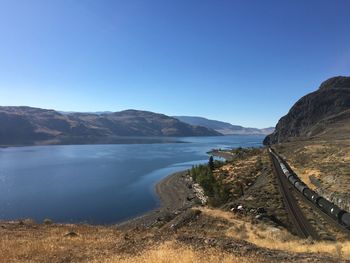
[0,135,263,224]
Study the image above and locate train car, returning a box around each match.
[317,197,335,218]
[294,181,308,193]
[288,174,299,185]
[284,170,291,177]
[286,172,294,181]
[329,206,346,221]
[275,156,281,163]
[282,169,289,176]
[310,192,320,204]
[303,188,317,202]
[304,189,346,223]
[341,213,350,228]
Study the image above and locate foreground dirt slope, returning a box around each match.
[0,208,345,263]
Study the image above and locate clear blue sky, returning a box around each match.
[0,0,350,128]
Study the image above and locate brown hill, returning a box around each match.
[0,107,221,146]
[264,76,350,145]
[173,116,274,135]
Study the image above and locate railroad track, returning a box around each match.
[270,152,319,239]
[273,151,350,237]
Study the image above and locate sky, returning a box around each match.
[0,0,350,128]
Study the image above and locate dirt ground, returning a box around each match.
[1,207,347,263]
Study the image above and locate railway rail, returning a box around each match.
[269,148,350,239]
[270,151,319,239]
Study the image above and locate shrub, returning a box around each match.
[190,161,230,206]
[43,218,53,225]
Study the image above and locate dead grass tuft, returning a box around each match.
[200,207,350,260]
[92,241,260,263]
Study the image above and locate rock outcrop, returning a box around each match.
[264,76,350,145]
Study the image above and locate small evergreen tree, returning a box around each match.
[208,156,214,171]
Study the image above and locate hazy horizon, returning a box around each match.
[1,0,350,128]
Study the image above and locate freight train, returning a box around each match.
[269,148,350,229]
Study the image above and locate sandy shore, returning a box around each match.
[117,152,233,229]
[117,170,199,229]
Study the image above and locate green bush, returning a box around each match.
[190,161,230,206]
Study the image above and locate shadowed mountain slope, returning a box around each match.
[0,107,221,146]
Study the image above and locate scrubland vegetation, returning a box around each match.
[190,159,231,206]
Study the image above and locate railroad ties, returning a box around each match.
[269,150,319,239]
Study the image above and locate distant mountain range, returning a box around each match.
[173,116,274,135]
[264,76,350,144]
[0,107,220,146]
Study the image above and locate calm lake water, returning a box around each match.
[0,135,263,224]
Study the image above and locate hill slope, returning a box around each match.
[0,107,220,146]
[174,116,274,135]
[264,76,350,145]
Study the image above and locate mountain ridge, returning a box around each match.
[264,76,350,145]
[0,106,221,146]
[174,116,274,135]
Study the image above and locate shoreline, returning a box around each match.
[117,170,199,229]
[117,151,231,229]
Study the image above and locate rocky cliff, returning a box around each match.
[264,76,350,145]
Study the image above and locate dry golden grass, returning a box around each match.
[0,223,124,263]
[214,155,258,185]
[91,242,260,263]
[200,207,350,261]
[1,206,347,262]
[0,222,267,263]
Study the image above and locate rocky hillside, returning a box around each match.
[264,76,350,145]
[0,107,220,146]
[174,116,274,135]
